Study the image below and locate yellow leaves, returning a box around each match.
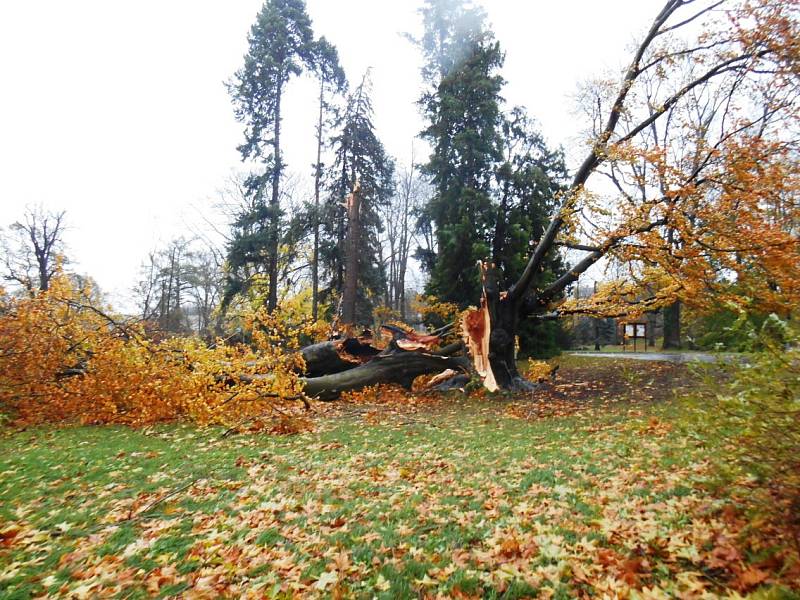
[559,275,678,319]
[374,573,391,591]
[569,80,799,319]
[411,294,460,337]
[0,275,308,429]
[525,359,555,382]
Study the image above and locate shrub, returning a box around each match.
[684,306,771,351]
[413,295,460,331]
[518,318,566,359]
[692,314,800,531]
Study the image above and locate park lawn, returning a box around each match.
[1,358,797,599]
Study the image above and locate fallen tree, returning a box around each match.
[220,0,799,401]
[295,325,470,400]
[300,338,379,378]
[302,347,470,400]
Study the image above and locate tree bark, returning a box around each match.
[267,76,283,313]
[662,300,681,349]
[300,338,379,378]
[594,318,601,351]
[464,263,538,393]
[485,299,536,392]
[647,312,657,347]
[302,349,469,401]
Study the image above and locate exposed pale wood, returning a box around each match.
[461,295,498,392]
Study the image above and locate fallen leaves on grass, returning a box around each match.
[1,359,796,598]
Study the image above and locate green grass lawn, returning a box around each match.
[0,359,797,599]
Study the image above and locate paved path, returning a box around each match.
[569,351,732,363]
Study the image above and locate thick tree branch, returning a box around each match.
[555,241,602,252]
[507,0,684,302]
[301,350,470,401]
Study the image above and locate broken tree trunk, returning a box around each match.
[301,349,469,401]
[291,324,469,400]
[461,298,498,392]
[300,338,379,378]
[662,300,681,350]
[341,181,361,326]
[462,262,539,393]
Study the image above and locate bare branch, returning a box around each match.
[655,0,727,37]
[538,218,668,305]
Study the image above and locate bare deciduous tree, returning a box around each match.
[134,238,225,337]
[381,152,430,319]
[1,207,67,294]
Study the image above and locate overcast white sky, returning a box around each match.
[0,0,664,309]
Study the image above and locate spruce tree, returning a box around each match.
[310,37,347,321]
[320,73,395,324]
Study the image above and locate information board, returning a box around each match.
[622,322,647,351]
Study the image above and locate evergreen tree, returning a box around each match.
[492,108,568,357]
[420,34,504,304]
[226,0,315,311]
[412,0,490,291]
[492,108,566,286]
[416,0,487,85]
[320,73,395,324]
[415,0,567,355]
[221,181,268,308]
[416,1,566,308]
[310,37,347,321]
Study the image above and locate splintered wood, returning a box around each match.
[394,331,442,351]
[461,300,498,392]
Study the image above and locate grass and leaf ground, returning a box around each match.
[1,357,798,598]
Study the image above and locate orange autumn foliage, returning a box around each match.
[0,275,306,427]
[557,0,800,320]
[569,137,800,318]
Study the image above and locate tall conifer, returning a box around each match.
[226,0,315,310]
